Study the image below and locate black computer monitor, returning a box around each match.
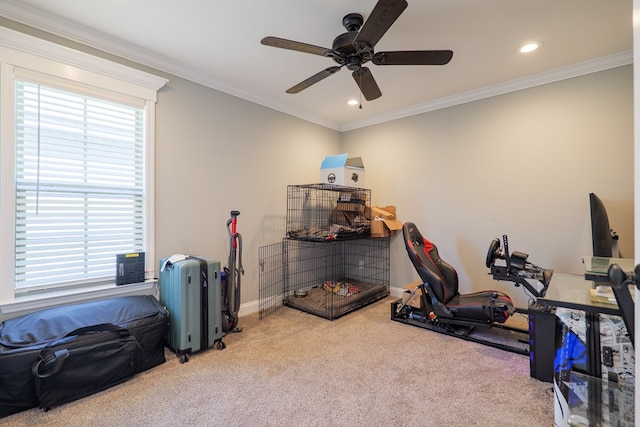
[589,192,617,258]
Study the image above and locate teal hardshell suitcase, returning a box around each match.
[158,256,224,361]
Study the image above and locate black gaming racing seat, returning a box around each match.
[403,222,514,325]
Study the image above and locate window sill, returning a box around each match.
[0,280,157,318]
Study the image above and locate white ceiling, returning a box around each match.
[0,0,632,131]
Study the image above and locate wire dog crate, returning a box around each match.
[283,237,389,319]
[286,184,371,241]
[258,183,389,320]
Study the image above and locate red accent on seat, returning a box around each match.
[422,237,434,252]
[420,237,448,302]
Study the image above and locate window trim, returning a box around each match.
[0,26,167,308]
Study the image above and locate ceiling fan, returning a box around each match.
[260,0,453,101]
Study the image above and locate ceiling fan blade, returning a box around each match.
[372,50,453,66]
[354,0,408,48]
[352,67,382,101]
[286,66,342,94]
[261,36,331,57]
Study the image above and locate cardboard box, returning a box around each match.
[331,209,356,226]
[331,209,368,227]
[336,190,367,214]
[320,153,365,187]
[336,201,366,213]
[367,205,403,237]
[402,281,424,309]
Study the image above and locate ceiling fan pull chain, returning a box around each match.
[359,72,363,109]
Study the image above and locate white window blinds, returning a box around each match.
[14,79,146,290]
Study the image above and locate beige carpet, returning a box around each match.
[3,297,554,426]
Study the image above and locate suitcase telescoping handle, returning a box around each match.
[32,323,130,378]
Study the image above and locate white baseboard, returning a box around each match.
[389,286,403,298]
[238,299,260,317]
[237,286,405,317]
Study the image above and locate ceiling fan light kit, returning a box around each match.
[260,0,453,102]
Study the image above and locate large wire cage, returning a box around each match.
[281,237,390,320]
[286,184,372,241]
[258,183,388,320]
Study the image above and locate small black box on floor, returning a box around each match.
[116,252,146,285]
[528,303,556,383]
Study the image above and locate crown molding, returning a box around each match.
[0,26,168,100]
[0,1,342,130]
[340,50,633,132]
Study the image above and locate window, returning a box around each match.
[14,79,146,292]
[0,27,166,304]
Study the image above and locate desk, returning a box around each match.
[529,274,610,383]
[538,274,635,427]
[537,273,633,377]
[582,256,636,343]
[538,273,626,316]
[583,256,636,283]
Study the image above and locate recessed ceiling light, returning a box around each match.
[347,99,359,106]
[520,42,539,53]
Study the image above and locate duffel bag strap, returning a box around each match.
[32,323,130,378]
[64,323,129,338]
[32,349,70,378]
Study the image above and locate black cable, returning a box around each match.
[544,386,554,398]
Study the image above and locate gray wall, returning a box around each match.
[342,65,634,308]
[154,76,341,305]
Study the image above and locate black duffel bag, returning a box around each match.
[31,324,142,411]
[0,295,167,418]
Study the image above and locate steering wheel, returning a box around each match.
[485,238,501,268]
